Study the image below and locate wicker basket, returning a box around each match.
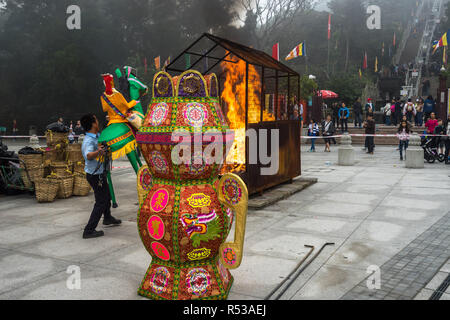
[48,174,74,199]
[50,161,73,176]
[19,153,43,168]
[73,172,91,196]
[66,144,83,163]
[35,178,59,203]
[46,130,68,147]
[73,161,85,174]
[43,148,58,164]
[21,165,44,189]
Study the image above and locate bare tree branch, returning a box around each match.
[236,0,314,49]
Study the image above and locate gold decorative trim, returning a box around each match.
[217,173,248,270]
[175,70,209,97]
[152,71,174,97]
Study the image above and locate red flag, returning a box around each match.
[363,52,368,70]
[272,43,279,61]
[393,32,396,47]
[328,14,331,40]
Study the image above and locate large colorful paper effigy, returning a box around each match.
[136,70,248,300]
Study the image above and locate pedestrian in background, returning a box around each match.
[308,119,320,153]
[425,112,438,134]
[322,114,336,153]
[403,98,416,125]
[365,98,374,117]
[397,120,411,161]
[338,102,349,133]
[383,100,392,126]
[353,98,363,128]
[12,119,18,135]
[332,102,340,131]
[364,114,376,155]
[424,95,435,122]
[434,119,445,155]
[415,98,424,127]
[394,98,402,126]
[390,99,396,126]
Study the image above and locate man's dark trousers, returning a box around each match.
[366,137,375,153]
[85,173,112,232]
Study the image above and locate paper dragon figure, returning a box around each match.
[97,68,146,207]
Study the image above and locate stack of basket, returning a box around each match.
[19,153,44,189]
[33,130,91,203]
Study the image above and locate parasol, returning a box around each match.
[318,90,339,99]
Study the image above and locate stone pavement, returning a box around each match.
[0,145,449,300]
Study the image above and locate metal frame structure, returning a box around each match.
[166,33,302,195]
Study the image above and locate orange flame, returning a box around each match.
[221,56,275,166]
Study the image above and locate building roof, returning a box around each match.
[165,33,299,76]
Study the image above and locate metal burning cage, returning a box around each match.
[166,33,301,195]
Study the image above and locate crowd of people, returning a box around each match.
[306,96,450,164]
[381,96,437,127]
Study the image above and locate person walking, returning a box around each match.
[397,120,411,161]
[364,114,376,155]
[415,98,424,127]
[403,98,416,125]
[322,114,336,153]
[424,95,435,122]
[353,98,363,128]
[338,102,350,133]
[308,119,320,152]
[80,114,122,239]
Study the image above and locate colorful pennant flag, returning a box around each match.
[393,33,396,47]
[375,56,378,73]
[154,56,161,70]
[359,68,362,79]
[285,42,306,61]
[363,52,368,70]
[433,31,449,54]
[272,43,280,61]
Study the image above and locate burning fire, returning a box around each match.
[220,56,275,168]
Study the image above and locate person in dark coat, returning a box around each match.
[394,98,403,127]
[353,98,363,128]
[364,114,376,155]
[322,114,336,153]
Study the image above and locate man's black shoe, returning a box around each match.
[103,217,122,226]
[83,230,104,239]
